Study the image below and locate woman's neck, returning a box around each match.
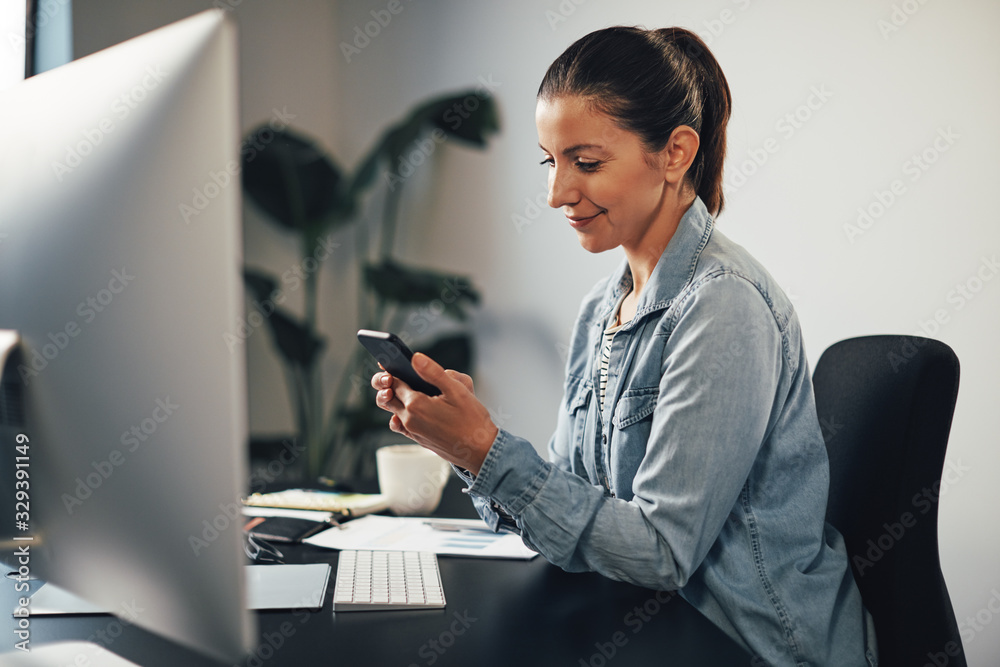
[622,192,695,300]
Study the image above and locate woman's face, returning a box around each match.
[536,94,671,256]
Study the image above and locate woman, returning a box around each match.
[372,26,877,666]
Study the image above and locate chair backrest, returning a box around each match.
[812,335,965,667]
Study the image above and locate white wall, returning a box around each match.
[331,0,1000,664]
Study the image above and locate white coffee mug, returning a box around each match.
[376,444,451,516]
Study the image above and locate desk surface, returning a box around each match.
[11,482,752,666]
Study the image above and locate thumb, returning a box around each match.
[412,352,451,388]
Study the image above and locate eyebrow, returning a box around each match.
[538,142,605,155]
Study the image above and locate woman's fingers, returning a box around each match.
[370,353,495,474]
[370,371,392,391]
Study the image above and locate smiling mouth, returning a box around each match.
[567,211,604,228]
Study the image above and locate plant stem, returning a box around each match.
[283,363,309,466]
[308,363,324,479]
[305,253,318,332]
[380,169,404,261]
[320,346,367,471]
[355,211,371,329]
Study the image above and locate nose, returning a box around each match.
[547,164,580,210]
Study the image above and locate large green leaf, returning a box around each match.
[243,268,279,303]
[267,309,325,369]
[413,91,501,147]
[363,261,480,320]
[242,268,325,368]
[242,126,349,233]
[347,88,500,200]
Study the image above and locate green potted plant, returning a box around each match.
[240,88,500,483]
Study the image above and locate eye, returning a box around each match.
[539,156,554,167]
[575,159,601,172]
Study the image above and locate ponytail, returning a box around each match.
[538,26,733,216]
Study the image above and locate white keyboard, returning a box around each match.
[333,550,446,611]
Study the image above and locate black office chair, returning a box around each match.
[812,335,965,667]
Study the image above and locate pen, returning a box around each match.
[422,521,494,534]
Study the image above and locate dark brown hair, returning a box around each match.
[538,26,732,216]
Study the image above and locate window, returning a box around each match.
[0,0,72,92]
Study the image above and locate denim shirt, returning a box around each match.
[460,197,877,666]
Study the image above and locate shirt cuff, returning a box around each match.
[450,463,517,532]
[465,428,551,515]
[452,464,476,487]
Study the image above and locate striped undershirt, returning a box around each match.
[599,293,631,410]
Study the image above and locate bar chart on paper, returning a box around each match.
[304,515,537,559]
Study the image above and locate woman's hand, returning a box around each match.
[371,353,497,475]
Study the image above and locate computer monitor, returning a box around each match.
[0,9,254,662]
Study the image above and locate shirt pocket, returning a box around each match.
[609,387,658,496]
[565,376,593,453]
[611,386,658,430]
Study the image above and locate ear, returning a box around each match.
[661,125,700,186]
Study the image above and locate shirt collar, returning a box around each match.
[597,196,715,325]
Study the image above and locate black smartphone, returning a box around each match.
[357,329,441,396]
